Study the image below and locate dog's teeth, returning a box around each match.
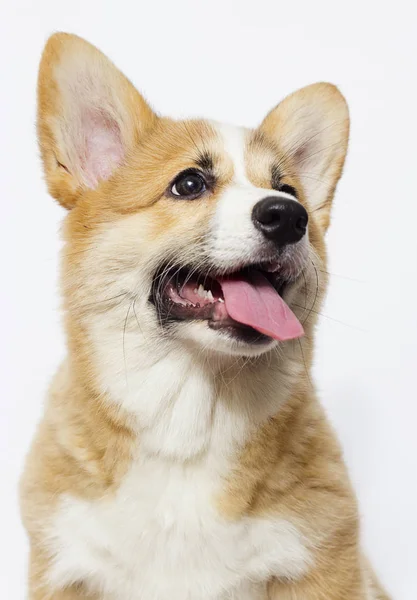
[218,298,224,303]
[194,288,198,294]
[196,303,200,308]
[196,283,216,301]
[197,284,205,299]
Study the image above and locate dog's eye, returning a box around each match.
[279,183,298,198]
[170,170,207,199]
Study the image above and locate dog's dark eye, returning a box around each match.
[279,184,298,198]
[171,170,207,199]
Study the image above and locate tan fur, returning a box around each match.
[20,33,389,600]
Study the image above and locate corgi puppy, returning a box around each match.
[20,33,390,600]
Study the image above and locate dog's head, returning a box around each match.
[38,34,349,364]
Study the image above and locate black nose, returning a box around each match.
[252,196,308,246]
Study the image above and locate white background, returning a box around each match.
[1,1,416,598]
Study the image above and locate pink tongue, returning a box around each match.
[219,271,304,341]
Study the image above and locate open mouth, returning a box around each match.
[151,262,304,344]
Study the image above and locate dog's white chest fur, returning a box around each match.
[46,457,310,600]
[44,348,310,599]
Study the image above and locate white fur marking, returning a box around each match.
[47,461,311,600]
[213,123,254,187]
[208,122,308,272]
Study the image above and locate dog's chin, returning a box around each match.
[174,320,278,357]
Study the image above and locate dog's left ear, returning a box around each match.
[259,83,349,231]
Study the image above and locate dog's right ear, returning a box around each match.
[37,33,157,209]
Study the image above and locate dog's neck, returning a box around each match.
[71,309,309,463]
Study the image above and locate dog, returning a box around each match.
[20,32,390,600]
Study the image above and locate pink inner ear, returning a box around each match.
[81,108,124,188]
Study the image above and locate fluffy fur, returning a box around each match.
[20,33,390,599]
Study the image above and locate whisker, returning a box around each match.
[122,299,134,389]
[301,269,308,312]
[76,292,129,311]
[317,269,365,283]
[294,302,367,333]
[132,294,149,347]
[302,258,320,327]
[298,338,313,390]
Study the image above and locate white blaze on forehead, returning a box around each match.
[211,121,254,186]
[208,121,270,269]
[208,121,307,272]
